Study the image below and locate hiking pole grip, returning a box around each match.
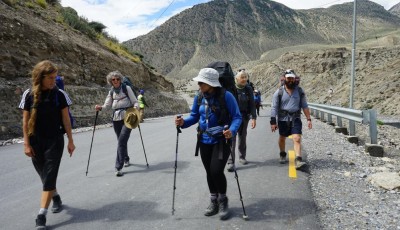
[224,125,229,144]
[86,111,99,176]
[176,114,182,133]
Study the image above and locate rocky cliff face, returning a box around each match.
[0,1,189,139]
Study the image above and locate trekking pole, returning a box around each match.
[137,124,149,168]
[86,111,99,176]
[224,125,249,220]
[172,114,182,215]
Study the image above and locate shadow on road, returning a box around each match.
[50,201,169,229]
[229,198,316,222]
[123,161,190,175]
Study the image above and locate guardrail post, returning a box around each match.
[327,114,334,125]
[349,120,356,136]
[369,109,377,144]
[337,117,343,127]
[320,111,325,122]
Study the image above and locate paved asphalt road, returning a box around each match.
[0,108,320,230]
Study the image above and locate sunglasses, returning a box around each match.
[284,69,295,75]
[111,78,120,82]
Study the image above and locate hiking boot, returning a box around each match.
[124,161,130,167]
[35,214,46,230]
[295,156,306,169]
[218,197,230,220]
[51,195,63,213]
[239,158,248,165]
[227,164,235,172]
[204,199,219,216]
[115,169,123,177]
[279,151,287,164]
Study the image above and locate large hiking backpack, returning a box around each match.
[206,61,238,100]
[109,76,138,101]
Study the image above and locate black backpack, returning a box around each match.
[237,85,253,113]
[206,61,238,101]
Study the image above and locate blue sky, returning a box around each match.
[61,0,399,42]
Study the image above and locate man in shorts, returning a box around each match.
[270,69,312,169]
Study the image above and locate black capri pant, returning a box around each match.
[199,141,231,194]
[30,134,64,191]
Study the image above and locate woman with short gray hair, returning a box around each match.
[95,71,138,177]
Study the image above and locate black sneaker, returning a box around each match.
[218,197,230,220]
[204,199,218,216]
[279,151,287,164]
[51,195,63,213]
[35,214,46,230]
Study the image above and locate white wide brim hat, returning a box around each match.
[124,107,140,129]
[192,68,221,87]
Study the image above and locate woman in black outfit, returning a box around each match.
[175,68,242,220]
[19,60,75,229]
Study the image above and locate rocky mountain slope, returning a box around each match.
[124,0,400,117]
[247,43,400,116]
[124,0,400,80]
[0,1,189,140]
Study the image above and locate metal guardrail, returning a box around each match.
[308,103,378,144]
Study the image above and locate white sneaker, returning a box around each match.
[295,158,306,169]
[115,170,123,177]
[227,164,235,172]
[124,161,130,167]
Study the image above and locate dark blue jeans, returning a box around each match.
[113,120,132,170]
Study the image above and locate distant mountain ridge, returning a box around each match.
[123,0,400,80]
[389,2,400,17]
